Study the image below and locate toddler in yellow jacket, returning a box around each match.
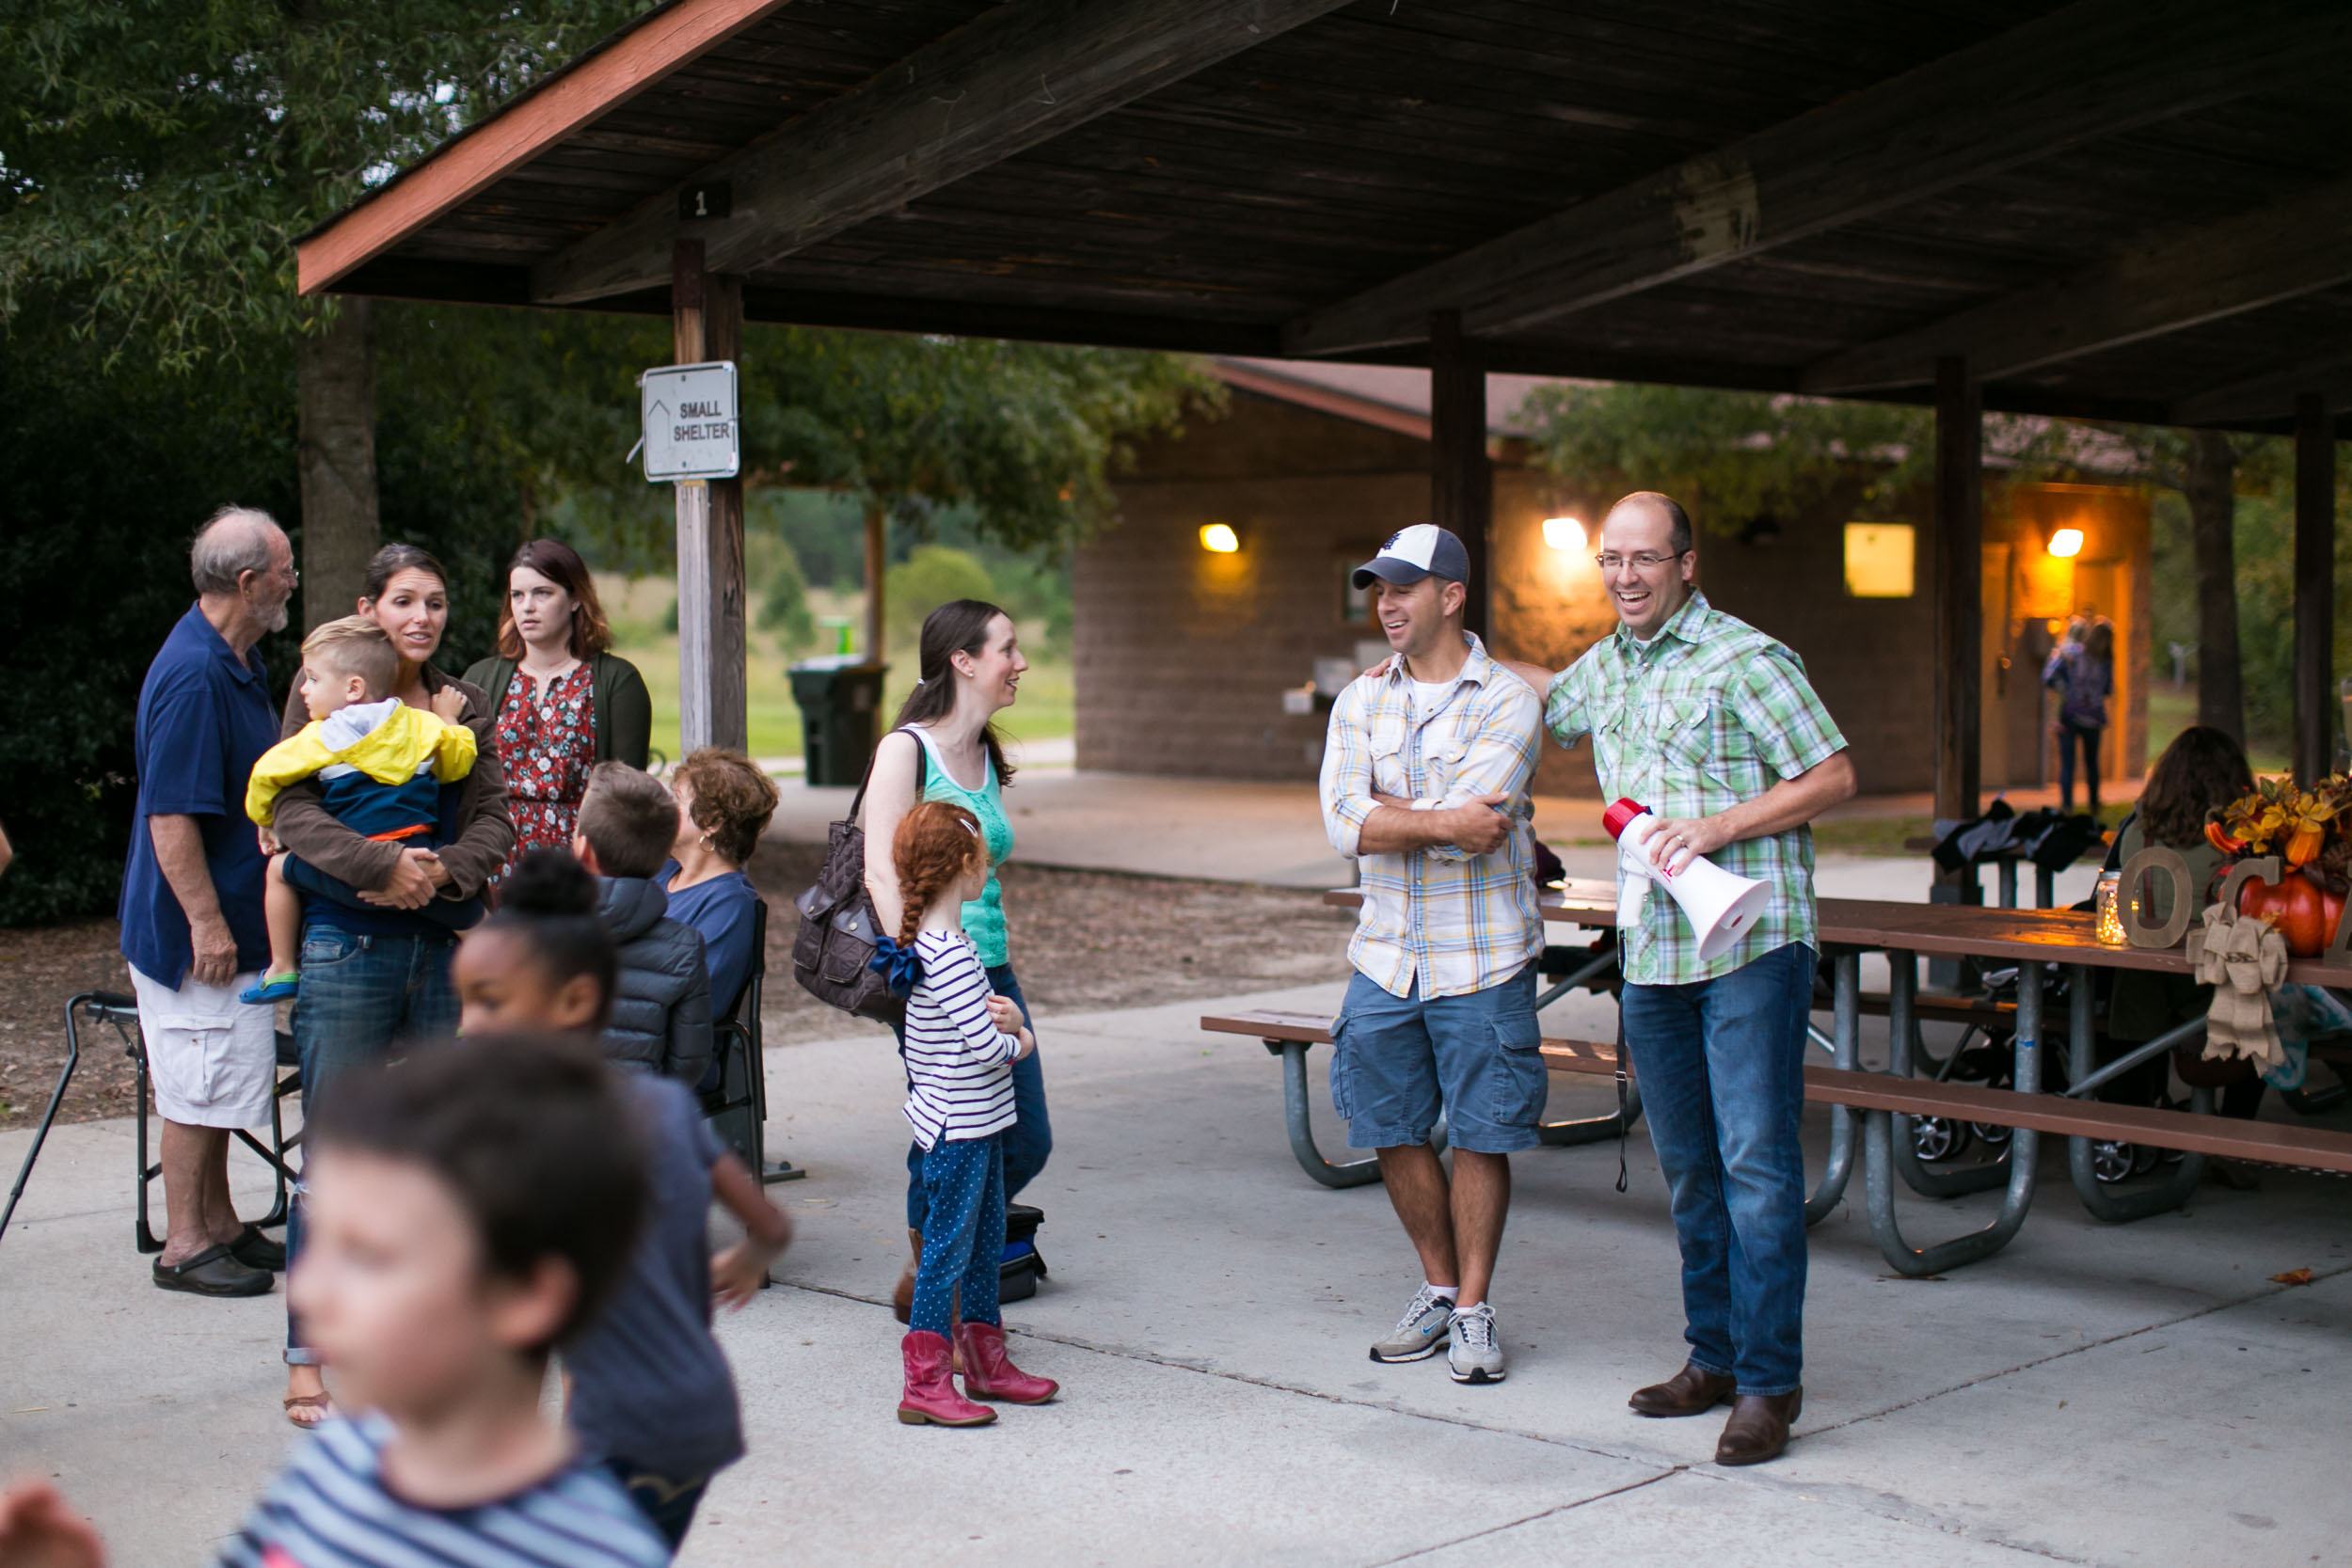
[239,616,477,1003]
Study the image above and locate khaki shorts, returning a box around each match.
[129,966,276,1129]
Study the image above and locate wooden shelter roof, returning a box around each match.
[298,0,2352,434]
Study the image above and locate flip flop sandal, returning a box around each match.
[283,1393,335,1431]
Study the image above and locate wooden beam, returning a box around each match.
[2174,355,2352,428]
[1933,357,1982,825]
[1805,176,2352,395]
[707,273,749,753]
[1428,311,1491,641]
[295,0,789,296]
[531,0,1353,306]
[1281,0,2352,356]
[2295,392,2336,785]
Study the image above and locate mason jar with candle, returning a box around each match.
[2093,867,2126,945]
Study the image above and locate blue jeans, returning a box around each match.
[1618,942,1812,1397]
[2058,721,2102,814]
[903,963,1050,1232]
[911,1133,1006,1337]
[284,919,458,1364]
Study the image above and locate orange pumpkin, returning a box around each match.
[2239,872,2336,957]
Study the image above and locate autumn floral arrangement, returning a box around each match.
[2204,775,2352,957]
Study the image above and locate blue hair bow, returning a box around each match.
[869,935,921,997]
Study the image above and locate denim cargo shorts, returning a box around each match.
[1328,963,1546,1154]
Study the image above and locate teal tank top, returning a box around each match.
[906,724,1013,967]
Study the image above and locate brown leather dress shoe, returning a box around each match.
[1629,1363,1735,1418]
[1714,1389,1803,1465]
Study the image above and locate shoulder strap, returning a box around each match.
[848,726,922,820]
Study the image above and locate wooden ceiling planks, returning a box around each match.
[305,0,2352,431]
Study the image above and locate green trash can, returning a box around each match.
[788,657,887,786]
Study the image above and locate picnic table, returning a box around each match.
[1203,883,2352,1275]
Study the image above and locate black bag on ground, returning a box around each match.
[998,1202,1048,1304]
[790,728,924,1029]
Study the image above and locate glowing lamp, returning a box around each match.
[1199,522,1240,554]
[1542,516,1584,552]
[2047,527,2084,559]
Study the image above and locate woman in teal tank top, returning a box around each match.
[861,598,1050,1318]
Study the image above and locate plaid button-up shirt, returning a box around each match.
[1545,591,1846,986]
[1320,631,1544,999]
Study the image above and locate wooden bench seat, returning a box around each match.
[1200,1009,2352,1175]
[1200,1009,1622,1077]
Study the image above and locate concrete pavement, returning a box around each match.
[4,973,2347,1565]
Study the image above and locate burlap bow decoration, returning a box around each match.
[2185,903,2289,1069]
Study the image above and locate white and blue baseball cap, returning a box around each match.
[1350,524,1470,590]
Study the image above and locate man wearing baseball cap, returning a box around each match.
[1317,524,1544,1387]
[1499,491,1854,1465]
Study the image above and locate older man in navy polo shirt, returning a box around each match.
[120,507,297,1297]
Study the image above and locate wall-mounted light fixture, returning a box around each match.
[1541,516,1584,552]
[2046,527,2084,559]
[1199,522,1240,554]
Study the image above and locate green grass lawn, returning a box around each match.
[600,575,1073,764]
[2145,684,2290,776]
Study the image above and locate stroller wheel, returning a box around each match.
[1971,1121,2014,1149]
[2090,1140,2138,1183]
[1912,1116,1970,1162]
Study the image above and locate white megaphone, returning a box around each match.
[1603,798,1771,961]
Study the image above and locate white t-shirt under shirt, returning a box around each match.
[1407,678,1454,723]
[899,929,1021,1148]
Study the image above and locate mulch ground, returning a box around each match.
[0,850,1355,1130]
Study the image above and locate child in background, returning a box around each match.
[885,800,1057,1426]
[571,763,712,1087]
[240,614,478,1002]
[0,1034,671,1568]
[453,848,794,1549]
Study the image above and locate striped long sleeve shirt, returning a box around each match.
[900,929,1022,1148]
[215,1413,668,1568]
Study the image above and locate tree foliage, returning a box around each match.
[0,0,644,366]
[1522,383,1933,531]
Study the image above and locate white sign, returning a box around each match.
[639,360,739,481]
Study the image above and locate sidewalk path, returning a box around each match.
[2,978,2345,1565]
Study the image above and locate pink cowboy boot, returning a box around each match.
[898,1331,995,1426]
[954,1322,1059,1404]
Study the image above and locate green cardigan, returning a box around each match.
[461,650,653,769]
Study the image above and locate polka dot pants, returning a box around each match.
[911,1132,1005,1338]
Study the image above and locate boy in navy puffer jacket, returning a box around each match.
[574,763,713,1086]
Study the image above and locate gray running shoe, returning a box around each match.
[1368,1284,1454,1363]
[1447,1302,1506,1385]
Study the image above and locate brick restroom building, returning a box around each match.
[1073,359,2148,801]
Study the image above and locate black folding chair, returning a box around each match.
[1,990,298,1253]
[700,899,803,1183]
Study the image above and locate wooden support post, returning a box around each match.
[671,241,749,754]
[1429,309,1491,640]
[1934,356,1983,827]
[2294,391,2336,784]
[862,498,886,666]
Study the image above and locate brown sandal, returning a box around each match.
[282,1392,335,1430]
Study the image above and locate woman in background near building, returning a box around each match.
[860,598,1050,1321]
[2044,616,2114,816]
[464,539,651,881]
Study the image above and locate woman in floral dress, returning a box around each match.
[464,539,651,880]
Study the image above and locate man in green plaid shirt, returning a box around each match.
[1503,491,1854,1466]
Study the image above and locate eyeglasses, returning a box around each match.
[1593,551,1684,572]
